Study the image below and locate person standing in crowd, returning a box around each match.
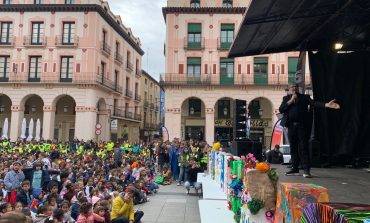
[266,145,284,164]
[156,143,166,173]
[177,142,190,186]
[4,161,25,205]
[168,141,180,182]
[279,84,340,178]
[24,161,50,197]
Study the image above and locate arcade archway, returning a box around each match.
[181,97,205,141]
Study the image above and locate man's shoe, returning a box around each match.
[285,169,299,175]
[303,171,312,178]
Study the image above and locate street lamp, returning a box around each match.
[63,105,68,113]
[31,105,36,112]
[0,105,4,113]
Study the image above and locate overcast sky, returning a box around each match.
[108,0,167,81]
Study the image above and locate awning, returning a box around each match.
[229,0,370,57]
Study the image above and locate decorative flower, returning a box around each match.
[247,198,264,215]
[267,168,279,185]
[255,162,271,172]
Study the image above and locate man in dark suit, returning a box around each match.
[279,84,340,178]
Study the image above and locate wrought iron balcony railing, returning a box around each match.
[126,61,134,72]
[0,37,14,47]
[184,37,205,50]
[55,35,78,47]
[101,42,111,56]
[125,89,133,98]
[114,52,123,64]
[23,35,47,47]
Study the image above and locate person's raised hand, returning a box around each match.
[325,99,340,109]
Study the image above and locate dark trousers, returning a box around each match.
[288,123,310,171]
[111,211,144,223]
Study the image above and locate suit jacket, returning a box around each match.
[279,93,324,128]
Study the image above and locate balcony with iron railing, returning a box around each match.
[55,35,79,47]
[134,113,142,121]
[184,37,205,50]
[23,35,47,47]
[135,69,141,77]
[113,108,125,118]
[2,72,122,91]
[160,73,305,86]
[0,37,14,47]
[0,76,9,82]
[144,100,149,108]
[101,42,111,56]
[125,89,133,98]
[217,37,233,51]
[134,94,141,102]
[126,61,134,72]
[114,52,123,64]
[150,102,154,109]
[125,110,134,119]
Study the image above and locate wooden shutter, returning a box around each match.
[179,64,184,74]
[238,64,241,74]
[205,64,208,74]
[76,63,80,73]
[213,64,216,74]
[44,63,47,72]
[272,64,275,74]
[281,64,285,74]
[53,63,56,72]
[247,64,250,74]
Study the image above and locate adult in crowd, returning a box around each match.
[4,161,25,205]
[266,145,284,164]
[184,158,202,195]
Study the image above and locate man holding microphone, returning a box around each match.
[279,84,340,178]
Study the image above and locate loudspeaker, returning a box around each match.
[232,140,263,160]
[234,99,247,140]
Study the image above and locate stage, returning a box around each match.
[274,164,370,204]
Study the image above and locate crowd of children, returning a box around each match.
[0,138,211,223]
[0,139,161,223]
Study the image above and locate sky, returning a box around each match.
[108,0,167,81]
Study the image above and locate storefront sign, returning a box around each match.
[250,119,269,128]
[110,119,118,130]
[215,119,233,127]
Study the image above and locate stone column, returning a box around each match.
[9,105,24,141]
[75,106,97,140]
[97,109,110,142]
[205,108,215,145]
[164,108,181,141]
[42,105,55,140]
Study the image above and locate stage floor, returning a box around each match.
[274,164,370,204]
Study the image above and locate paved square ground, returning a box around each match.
[137,166,370,223]
[137,184,201,223]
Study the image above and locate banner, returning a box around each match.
[271,119,284,149]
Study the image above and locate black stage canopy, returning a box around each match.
[229,0,370,165]
[229,0,370,57]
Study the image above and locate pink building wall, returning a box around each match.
[0,1,144,141]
